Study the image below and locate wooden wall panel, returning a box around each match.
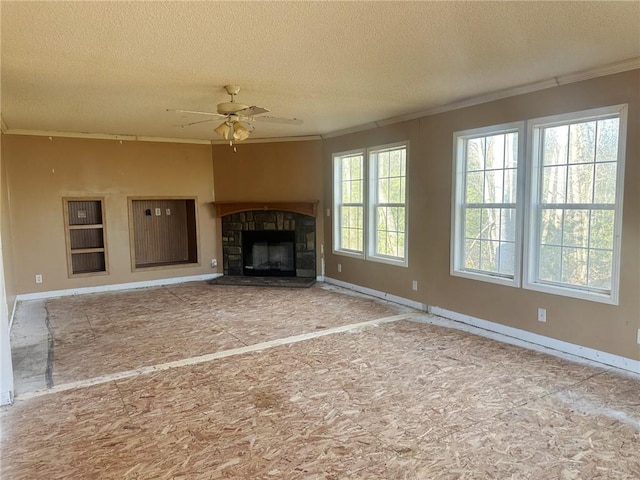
[132,199,194,267]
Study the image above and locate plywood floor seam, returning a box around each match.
[4,282,640,479]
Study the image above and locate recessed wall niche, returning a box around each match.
[63,197,108,276]
[129,198,198,269]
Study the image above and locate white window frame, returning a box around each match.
[523,104,627,305]
[368,142,409,267]
[333,149,365,259]
[451,122,525,287]
[332,142,409,266]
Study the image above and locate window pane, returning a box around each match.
[593,162,617,204]
[505,132,518,168]
[498,241,515,275]
[568,121,596,164]
[589,210,614,250]
[500,208,516,242]
[540,209,563,246]
[504,168,517,203]
[480,240,499,272]
[467,138,485,171]
[542,125,568,165]
[465,207,481,239]
[486,134,505,170]
[561,247,588,286]
[464,239,480,270]
[595,118,619,162]
[484,169,504,204]
[539,245,562,282]
[466,171,483,203]
[375,206,405,257]
[587,249,612,290]
[378,178,389,203]
[542,165,567,203]
[563,209,589,248]
[567,164,594,204]
[340,206,363,252]
[389,177,403,203]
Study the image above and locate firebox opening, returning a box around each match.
[242,230,296,277]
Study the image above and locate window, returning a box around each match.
[525,106,626,303]
[333,143,408,265]
[369,144,407,262]
[452,105,626,304]
[333,151,365,256]
[451,124,523,286]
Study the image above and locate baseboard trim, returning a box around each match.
[9,297,18,331]
[0,390,14,406]
[15,274,223,301]
[321,277,638,374]
[323,277,427,311]
[316,275,325,282]
[430,306,640,374]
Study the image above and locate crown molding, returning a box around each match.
[322,57,640,139]
[1,129,212,144]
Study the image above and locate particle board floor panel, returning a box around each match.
[2,285,640,479]
[43,282,408,386]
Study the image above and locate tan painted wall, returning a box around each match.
[323,70,640,361]
[212,140,325,275]
[2,136,218,294]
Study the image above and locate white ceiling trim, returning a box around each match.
[322,57,640,139]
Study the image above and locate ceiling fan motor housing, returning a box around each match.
[217,102,249,115]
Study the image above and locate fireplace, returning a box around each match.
[242,230,295,276]
[220,208,317,278]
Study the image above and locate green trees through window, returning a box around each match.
[333,143,408,265]
[452,104,626,304]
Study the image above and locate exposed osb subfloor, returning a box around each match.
[2,282,639,479]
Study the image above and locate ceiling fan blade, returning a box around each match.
[174,118,215,128]
[170,109,226,118]
[236,105,270,117]
[252,115,303,125]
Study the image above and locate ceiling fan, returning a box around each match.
[170,85,303,145]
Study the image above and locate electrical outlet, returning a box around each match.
[35,274,43,284]
[155,208,161,216]
[326,208,331,217]
[412,280,418,291]
[537,308,547,323]
[637,329,640,345]
[211,259,217,268]
[338,263,342,273]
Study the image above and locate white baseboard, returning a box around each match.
[322,277,639,375]
[429,306,640,374]
[0,390,14,406]
[15,273,223,301]
[9,297,18,331]
[323,277,427,311]
[316,275,325,282]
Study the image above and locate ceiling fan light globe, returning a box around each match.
[233,122,250,142]
[214,121,231,140]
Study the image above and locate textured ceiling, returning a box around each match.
[1,1,639,142]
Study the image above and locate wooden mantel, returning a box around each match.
[212,201,319,218]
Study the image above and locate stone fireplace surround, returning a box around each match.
[217,202,317,278]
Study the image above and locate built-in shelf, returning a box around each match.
[212,201,319,218]
[63,198,108,276]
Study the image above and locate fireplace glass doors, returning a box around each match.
[242,230,296,276]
